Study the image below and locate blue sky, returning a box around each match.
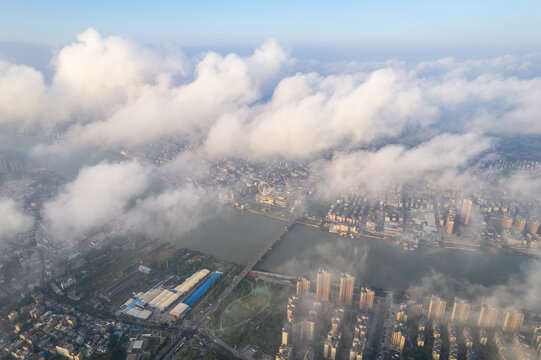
[1,0,540,61]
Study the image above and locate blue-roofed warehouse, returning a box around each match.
[184,272,222,307]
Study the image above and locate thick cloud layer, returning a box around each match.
[0,28,539,161]
[1,29,186,130]
[42,159,218,242]
[0,197,32,241]
[43,161,151,238]
[314,132,492,197]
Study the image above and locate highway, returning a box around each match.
[158,216,298,359]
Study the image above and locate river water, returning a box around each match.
[175,207,532,293]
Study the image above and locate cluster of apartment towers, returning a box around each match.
[419,295,526,360]
[445,198,539,235]
[427,295,524,332]
[276,269,374,360]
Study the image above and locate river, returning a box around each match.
[175,207,533,294]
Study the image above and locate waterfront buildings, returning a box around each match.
[338,273,355,306]
[316,269,331,302]
[527,217,539,236]
[450,297,471,323]
[296,277,311,296]
[359,287,375,311]
[477,303,499,328]
[502,307,524,332]
[514,216,526,232]
[427,295,446,320]
[276,271,541,360]
[501,215,513,230]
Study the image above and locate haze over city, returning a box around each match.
[1,1,540,360]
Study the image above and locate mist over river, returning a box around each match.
[175,207,532,294]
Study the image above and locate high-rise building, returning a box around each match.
[296,277,311,296]
[287,296,297,323]
[276,344,293,360]
[417,331,425,347]
[463,328,473,348]
[448,341,459,360]
[330,308,344,334]
[316,269,331,302]
[338,273,355,306]
[391,320,407,352]
[479,329,488,345]
[460,199,473,225]
[432,338,441,360]
[359,287,375,311]
[501,215,513,230]
[514,216,526,232]
[532,325,541,358]
[447,323,457,343]
[354,314,369,339]
[282,327,290,345]
[502,308,524,332]
[450,297,471,323]
[305,320,315,341]
[527,217,539,236]
[427,295,446,320]
[292,319,315,341]
[477,303,499,328]
[349,337,366,360]
[445,209,456,235]
[323,331,340,360]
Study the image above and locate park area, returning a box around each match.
[217,282,269,329]
[208,277,292,355]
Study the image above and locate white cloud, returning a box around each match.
[1,29,539,161]
[122,184,216,240]
[204,69,439,158]
[43,160,151,238]
[0,197,32,240]
[42,158,219,242]
[0,60,47,127]
[0,28,186,131]
[314,132,492,197]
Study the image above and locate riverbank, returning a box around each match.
[237,204,539,259]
